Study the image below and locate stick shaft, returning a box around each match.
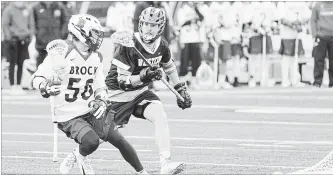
[133,47,185,102]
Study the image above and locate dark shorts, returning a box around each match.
[57,112,117,142]
[106,90,160,126]
[279,39,305,56]
[218,41,232,61]
[231,44,243,57]
[248,35,273,54]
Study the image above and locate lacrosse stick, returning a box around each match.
[46,39,69,162]
[111,31,185,102]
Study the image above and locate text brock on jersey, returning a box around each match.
[69,66,98,75]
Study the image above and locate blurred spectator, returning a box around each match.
[243,2,275,87]
[2,2,32,94]
[177,2,206,88]
[133,1,171,42]
[311,2,333,88]
[106,2,135,33]
[208,2,238,89]
[29,1,66,67]
[61,1,76,39]
[279,2,309,87]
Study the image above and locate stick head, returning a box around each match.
[46,39,69,58]
[46,39,70,81]
[110,31,135,48]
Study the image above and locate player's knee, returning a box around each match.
[81,131,100,151]
[144,102,167,124]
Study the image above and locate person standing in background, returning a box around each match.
[311,2,333,88]
[2,2,32,94]
[279,2,310,87]
[61,1,76,39]
[177,2,206,88]
[29,1,66,67]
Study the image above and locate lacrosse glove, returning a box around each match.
[39,79,62,98]
[88,99,107,119]
[139,66,163,83]
[174,82,192,110]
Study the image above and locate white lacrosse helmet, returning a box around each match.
[68,14,104,51]
[138,7,166,43]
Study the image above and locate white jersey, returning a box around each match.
[31,40,105,122]
[177,3,207,43]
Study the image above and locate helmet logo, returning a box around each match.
[77,18,86,28]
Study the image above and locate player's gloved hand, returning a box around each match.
[39,79,62,98]
[88,99,107,119]
[139,66,163,83]
[174,82,192,110]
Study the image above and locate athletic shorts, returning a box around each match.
[279,39,305,56]
[218,41,232,61]
[57,112,117,142]
[105,90,160,126]
[231,44,243,57]
[248,35,273,54]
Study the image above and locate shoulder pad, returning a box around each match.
[113,43,127,58]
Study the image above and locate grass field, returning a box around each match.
[2,86,333,174]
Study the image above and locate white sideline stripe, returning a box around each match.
[235,108,333,114]
[237,144,295,148]
[2,140,145,148]
[2,155,305,169]
[4,140,327,153]
[4,94,333,100]
[3,132,333,145]
[22,149,152,154]
[3,114,333,126]
[3,100,333,114]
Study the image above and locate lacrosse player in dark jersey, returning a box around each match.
[105,7,192,174]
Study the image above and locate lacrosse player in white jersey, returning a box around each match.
[30,14,148,174]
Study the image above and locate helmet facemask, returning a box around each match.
[86,29,104,52]
[138,7,166,44]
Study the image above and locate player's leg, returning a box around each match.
[58,116,99,174]
[141,101,185,174]
[103,113,148,174]
[132,91,185,174]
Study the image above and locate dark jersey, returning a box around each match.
[105,33,171,92]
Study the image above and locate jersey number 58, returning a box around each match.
[65,78,93,102]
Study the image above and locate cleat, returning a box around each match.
[160,158,186,174]
[60,151,77,174]
[135,169,149,174]
[73,148,94,175]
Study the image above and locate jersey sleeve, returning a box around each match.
[160,38,172,64]
[160,38,176,74]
